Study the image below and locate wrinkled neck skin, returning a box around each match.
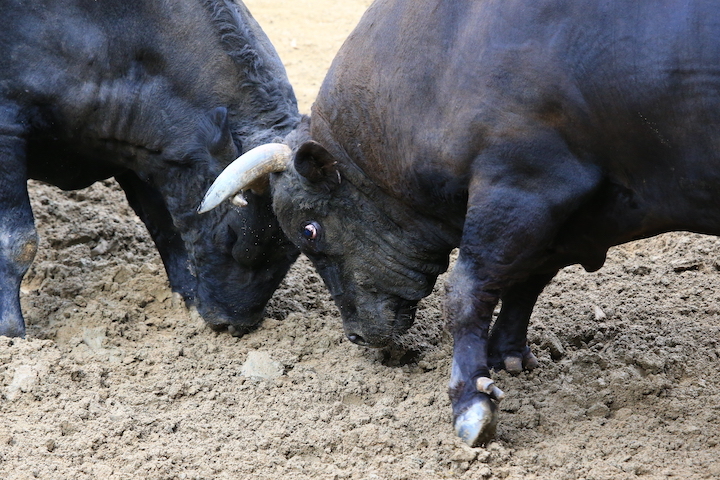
[334,169,459,345]
[272,114,461,346]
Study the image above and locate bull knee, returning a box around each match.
[0,228,36,338]
[1,228,38,275]
[15,232,38,269]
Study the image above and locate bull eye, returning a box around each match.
[302,222,320,241]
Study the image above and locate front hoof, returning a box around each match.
[196,303,265,337]
[227,324,257,337]
[207,322,258,338]
[454,393,498,447]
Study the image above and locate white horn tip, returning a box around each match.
[197,196,219,214]
[197,202,212,215]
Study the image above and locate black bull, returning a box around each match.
[240,0,720,446]
[0,0,302,337]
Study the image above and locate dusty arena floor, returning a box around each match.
[2,1,720,478]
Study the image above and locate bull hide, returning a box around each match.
[258,0,720,446]
[0,0,300,337]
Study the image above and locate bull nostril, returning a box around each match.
[347,333,367,346]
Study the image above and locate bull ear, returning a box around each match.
[207,106,233,156]
[294,141,341,190]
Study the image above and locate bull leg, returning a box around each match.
[446,257,503,446]
[448,130,602,446]
[448,246,563,446]
[487,272,557,373]
[115,171,197,303]
[0,118,37,337]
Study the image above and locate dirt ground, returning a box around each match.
[3,1,720,479]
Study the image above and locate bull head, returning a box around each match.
[201,138,448,348]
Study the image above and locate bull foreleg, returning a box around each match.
[0,119,37,337]
[446,257,503,446]
[115,171,197,303]
[448,251,560,446]
[487,272,557,373]
[448,129,602,446]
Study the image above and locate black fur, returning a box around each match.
[270,0,720,444]
[0,0,300,337]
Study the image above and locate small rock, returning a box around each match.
[635,352,665,374]
[541,331,565,360]
[113,265,133,284]
[82,327,107,352]
[593,305,607,321]
[477,465,493,478]
[60,421,77,436]
[90,239,112,257]
[6,364,39,400]
[627,265,652,276]
[451,444,479,463]
[586,402,610,418]
[151,285,171,303]
[140,262,160,275]
[241,351,284,379]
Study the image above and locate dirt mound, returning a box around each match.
[2,2,720,479]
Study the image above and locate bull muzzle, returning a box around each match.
[198,143,291,213]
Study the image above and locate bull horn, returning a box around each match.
[198,143,291,213]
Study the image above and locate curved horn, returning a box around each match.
[198,143,291,213]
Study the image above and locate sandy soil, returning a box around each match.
[3,1,720,479]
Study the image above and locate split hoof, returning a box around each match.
[522,348,539,370]
[454,393,498,447]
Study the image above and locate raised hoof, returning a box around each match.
[454,394,498,447]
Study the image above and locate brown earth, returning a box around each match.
[2,1,720,479]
